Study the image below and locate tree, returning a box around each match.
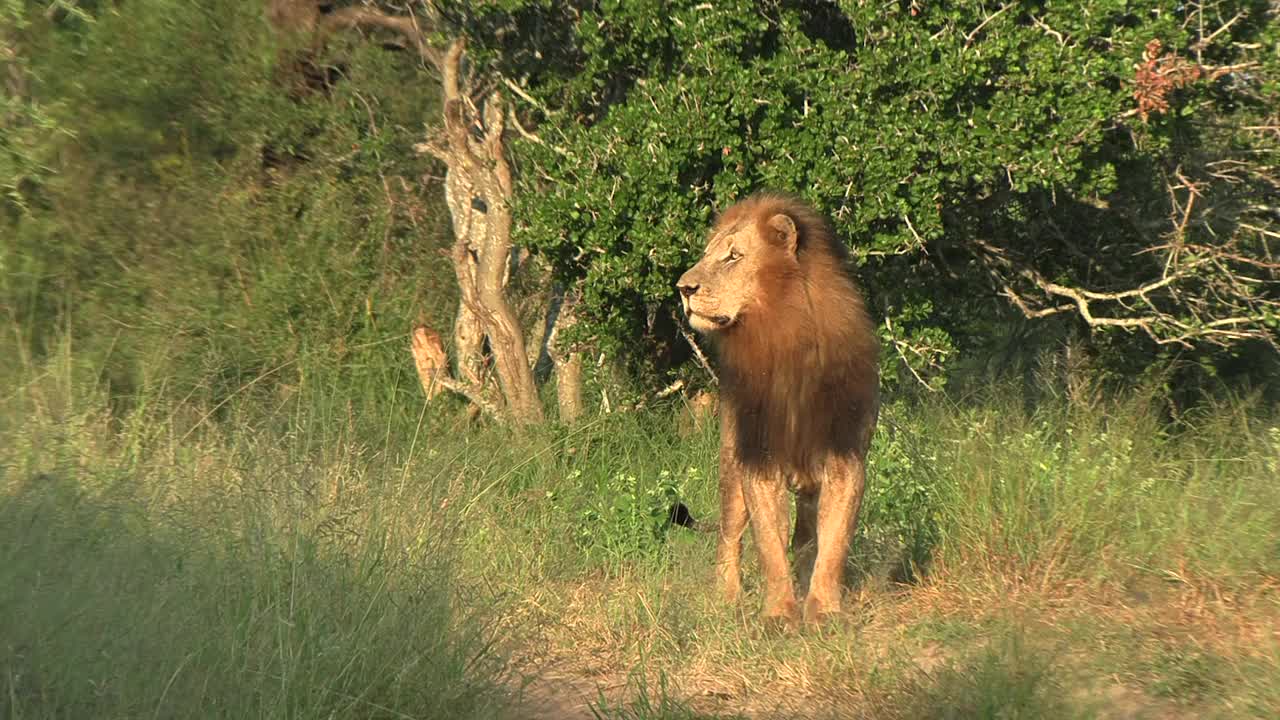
[460,0,1278,388]
[267,0,569,424]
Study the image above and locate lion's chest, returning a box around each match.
[724,358,865,482]
[729,394,833,476]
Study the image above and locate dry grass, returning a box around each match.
[3,345,1277,719]
[495,565,1279,719]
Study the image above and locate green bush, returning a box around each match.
[556,465,699,562]
[859,403,942,578]
[462,0,1279,387]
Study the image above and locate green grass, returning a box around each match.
[2,341,1277,719]
[924,386,1280,585]
[1,349,511,719]
[889,634,1092,720]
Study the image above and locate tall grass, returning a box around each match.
[886,633,1093,720]
[923,387,1280,586]
[1,343,512,719]
[3,335,1276,719]
[452,382,1280,597]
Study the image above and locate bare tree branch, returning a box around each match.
[318,4,442,68]
[972,236,1277,350]
[672,310,719,385]
[883,315,948,390]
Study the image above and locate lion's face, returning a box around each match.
[677,211,799,333]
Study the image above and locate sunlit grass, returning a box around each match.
[3,339,1277,719]
[1,347,511,720]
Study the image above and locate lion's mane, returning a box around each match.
[712,194,879,483]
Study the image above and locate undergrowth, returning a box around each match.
[1,345,510,720]
[3,340,1277,719]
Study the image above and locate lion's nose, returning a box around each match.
[677,280,699,298]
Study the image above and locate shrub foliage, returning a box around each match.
[461,0,1279,385]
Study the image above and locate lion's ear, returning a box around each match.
[766,213,799,255]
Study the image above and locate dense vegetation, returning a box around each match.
[3,0,456,410]
[5,1,1279,403]
[468,0,1280,389]
[2,2,1278,718]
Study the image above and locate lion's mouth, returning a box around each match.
[688,310,734,329]
[681,296,734,330]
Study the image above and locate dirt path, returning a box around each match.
[507,663,627,720]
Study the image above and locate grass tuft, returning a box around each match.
[1,353,511,720]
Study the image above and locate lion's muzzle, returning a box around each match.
[678,261,736,331]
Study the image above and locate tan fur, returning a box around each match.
[677,193,879,625]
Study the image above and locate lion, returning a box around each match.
[676,192,879,625]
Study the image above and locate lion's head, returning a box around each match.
[676,199,804,334]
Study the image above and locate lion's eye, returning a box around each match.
[726,249,742,263]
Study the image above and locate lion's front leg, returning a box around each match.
[803,453,867,623]
[742,470,798,624]
[716,445,749,604]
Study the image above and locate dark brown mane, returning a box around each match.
[713,193,879,479]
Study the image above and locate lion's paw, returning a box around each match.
[802,594,841,625]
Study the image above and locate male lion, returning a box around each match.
[677,193,879,625]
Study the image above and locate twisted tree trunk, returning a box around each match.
[266,2,555,424]
[421,40,542,423]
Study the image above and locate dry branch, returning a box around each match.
[972,233,1278,350]
[673,310,719,385]
[319,5,442,68]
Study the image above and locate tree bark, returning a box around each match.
[544,288,584,422]
[442,169,489,388]
[555,353,584,422]
[266,5,546,424]
[424,40,543,423]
